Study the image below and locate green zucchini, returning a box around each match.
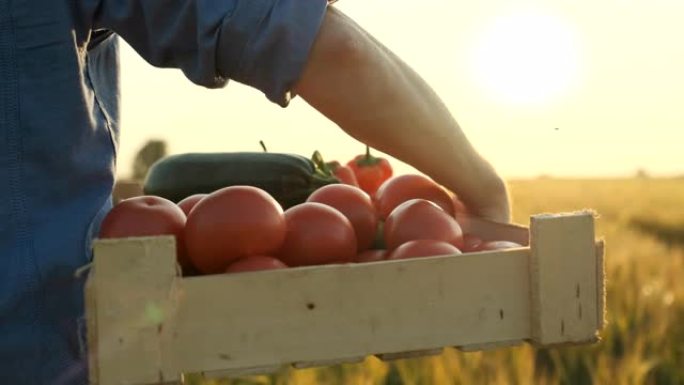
[143,152,339,209]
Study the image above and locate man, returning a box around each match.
[0,0,509,383]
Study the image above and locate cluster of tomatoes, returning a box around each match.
[99,151,521,276]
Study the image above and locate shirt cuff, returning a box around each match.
[216,0,328,107]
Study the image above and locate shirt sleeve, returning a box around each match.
[93,0,328,106]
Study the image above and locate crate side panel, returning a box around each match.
[166,250,532,374]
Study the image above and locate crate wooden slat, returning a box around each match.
[86,211,604,385]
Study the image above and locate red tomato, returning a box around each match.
[355,249,387,263]
[225,256,288,273]
[374,174,454,220]
[384,199,464,250]
[99,195,190,270]
[177,194,207,216]
[326,161,359,187]
[307,184,378,252]
[461,234,484,252]
[480,240,523,251]
[185,186,286,274]
[387,240,461,260]
[347,146,393,196]
[279,202,357,266]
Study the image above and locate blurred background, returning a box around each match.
[117,0,683,181]
[116,0,684,384]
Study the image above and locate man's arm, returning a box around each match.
[294,7,511,222]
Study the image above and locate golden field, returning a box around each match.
[195,177,684,385]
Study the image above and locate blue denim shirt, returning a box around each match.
[0,0,326,383]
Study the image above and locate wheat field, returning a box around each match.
[193,177,684,385]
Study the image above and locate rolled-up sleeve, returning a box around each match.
[93,0,328,106]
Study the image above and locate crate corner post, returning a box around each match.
[528,212,603,346]
[87,236,181,385]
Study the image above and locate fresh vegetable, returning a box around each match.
[144,152,339,209]
[374,174,455,219]
[306,184,378,252]
[225,256,288,273]
[278,202,357,266]
[384,199,464,250]
[98,195,190,271]
[346,145,393,196]
[311,151,359,187]
[326,161,359,187]
[177,194,207,216]
[387,240,462,260]
[185,186,286,274]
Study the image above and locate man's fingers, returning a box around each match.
[473,204,512,224]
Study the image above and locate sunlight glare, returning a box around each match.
[471,10,582,105]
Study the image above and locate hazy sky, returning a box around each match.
[117,0,684,179]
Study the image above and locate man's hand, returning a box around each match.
[294,7,511,223]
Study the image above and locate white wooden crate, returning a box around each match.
[86,211,605,385]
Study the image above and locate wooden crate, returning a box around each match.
[86,211,605,385]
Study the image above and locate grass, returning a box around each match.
[196,177,684,385]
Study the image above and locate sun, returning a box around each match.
[471,9,582,106]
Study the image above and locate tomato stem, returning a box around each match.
[259,140,268,153]
[311,150,326,171]
[355,145,381,167]
[311,151,340,183]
